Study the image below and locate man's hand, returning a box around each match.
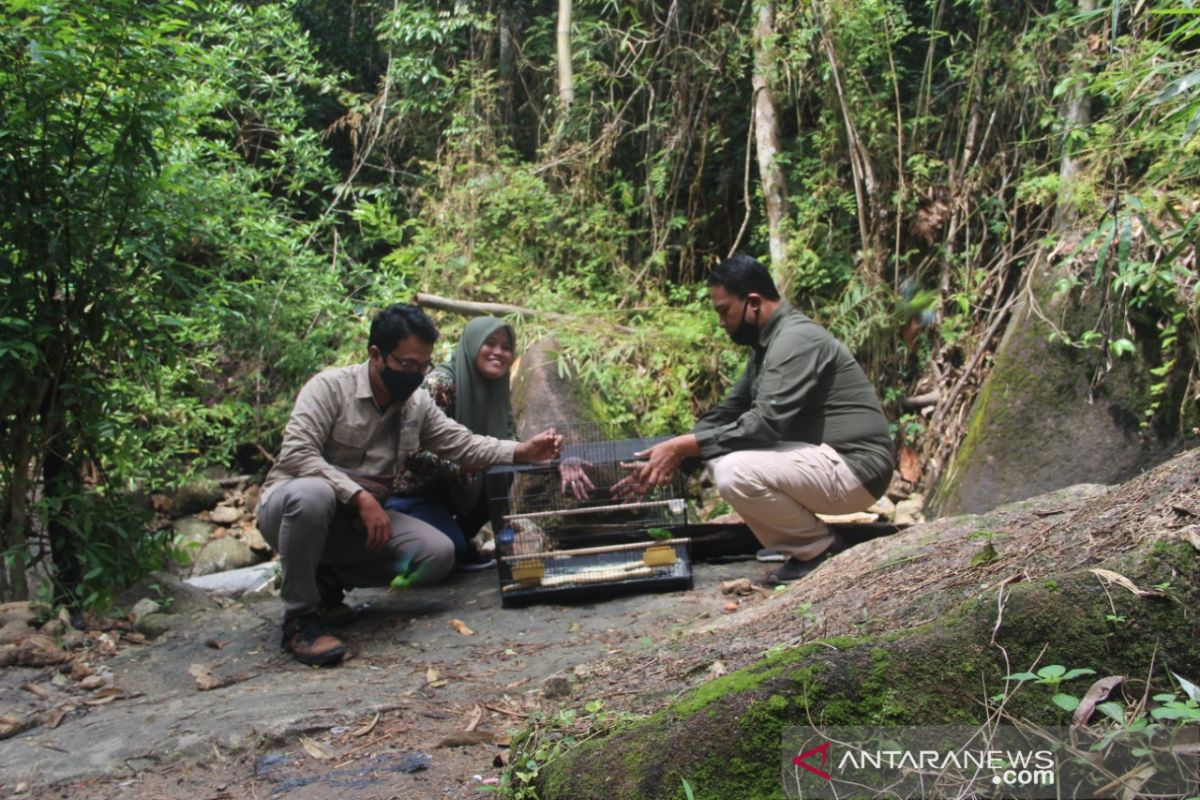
[353,490,392,551]
[612,435,698,499]
[559,457,595,500]
[515,428,564,463]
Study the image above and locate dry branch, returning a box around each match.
[414,293,635,334]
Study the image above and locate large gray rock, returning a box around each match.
[191,537,256,577]
[117,571,217,615]
[185,561,278,597]
[170,478,223,515]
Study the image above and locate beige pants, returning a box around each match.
[709,442,876,560]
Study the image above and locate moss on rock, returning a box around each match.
[532,543,1199,800]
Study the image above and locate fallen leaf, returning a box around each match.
[898,445,922,484]
[709,660,727,678]
[494,733,512,746]
[83,692,120,706]
[567,621,581,633]
[44,706,72,729]
[188,663,227,691]
[435,730,494,747]
[0,714,34,740]
[465,703,483,732]
[350,712,379,737]
[122,632,147,645]
[425,667,439,685]
[1089,569,1165,598]
[20,683,49,700]
[300,735,335,761]
[1073,675,1125,726]
[721,578,754,596]
[78,674,106,691]
[448,619,474,636]
[722,602,739,613]
[1183,527,1200,552]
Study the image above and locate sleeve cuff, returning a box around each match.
[691,427,726,460]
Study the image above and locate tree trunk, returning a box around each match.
[556,0,573,110]
[1,435,33,601]
[930,0,1177,516]
[752,0,790,292]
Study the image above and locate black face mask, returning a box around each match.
[729,299,760,347]
[379,366,424,405]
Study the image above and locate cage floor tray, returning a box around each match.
[498,540,693,607]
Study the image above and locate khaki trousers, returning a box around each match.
[258,477,456,618]
[709,442,876,560]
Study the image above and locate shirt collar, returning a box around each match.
[354,360,375,400]
[756,300,793,348]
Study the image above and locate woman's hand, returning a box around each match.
[559,457,595,500]
[515,428,564,463]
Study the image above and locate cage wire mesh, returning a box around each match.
[485,423,694,605]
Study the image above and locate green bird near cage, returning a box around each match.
[389,555,427,591]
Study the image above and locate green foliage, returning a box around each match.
[4,0,1198,608]
[0,0,350,606]
[485,701,644,800]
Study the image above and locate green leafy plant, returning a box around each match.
[483,702,644,800]
[968,530,1003,566]
[1005,664,1097,712]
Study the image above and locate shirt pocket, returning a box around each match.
[327,419,371,463]
[396,418,421,454]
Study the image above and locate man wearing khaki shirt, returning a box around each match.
[259,304,562,666]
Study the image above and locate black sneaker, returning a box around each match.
[282,614,347,666]
[456,546,496,572]
[766,549,836,586]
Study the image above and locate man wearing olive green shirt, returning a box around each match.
[616,255,893,585]
[258,304,562,666]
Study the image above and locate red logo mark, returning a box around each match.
[792,741,832,780]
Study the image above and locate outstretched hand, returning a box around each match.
[559,457,595,500]
[515,428,564,464]
[612,437,687,500]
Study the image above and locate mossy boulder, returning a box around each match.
[527,449,1200,800]
[535,543,1198,800]
[932,265,1185,517]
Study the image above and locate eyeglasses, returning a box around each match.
[384,352,434,375]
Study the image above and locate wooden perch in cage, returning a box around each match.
[502,538,692,562]
[506,498,686,522]
[415,293,636,334]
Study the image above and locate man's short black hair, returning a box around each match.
[708,254,781,301]
[369,303,440,353]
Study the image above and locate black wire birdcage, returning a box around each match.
[484,424,694,606]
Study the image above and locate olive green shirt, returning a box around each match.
[261,361,518,504]
[692,302,893,498]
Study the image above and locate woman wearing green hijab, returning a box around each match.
[389,317,517,568]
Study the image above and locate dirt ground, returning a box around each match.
[3,447,1197,800]
[0,555,771,800]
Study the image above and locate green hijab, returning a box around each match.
[433,316,517,439]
